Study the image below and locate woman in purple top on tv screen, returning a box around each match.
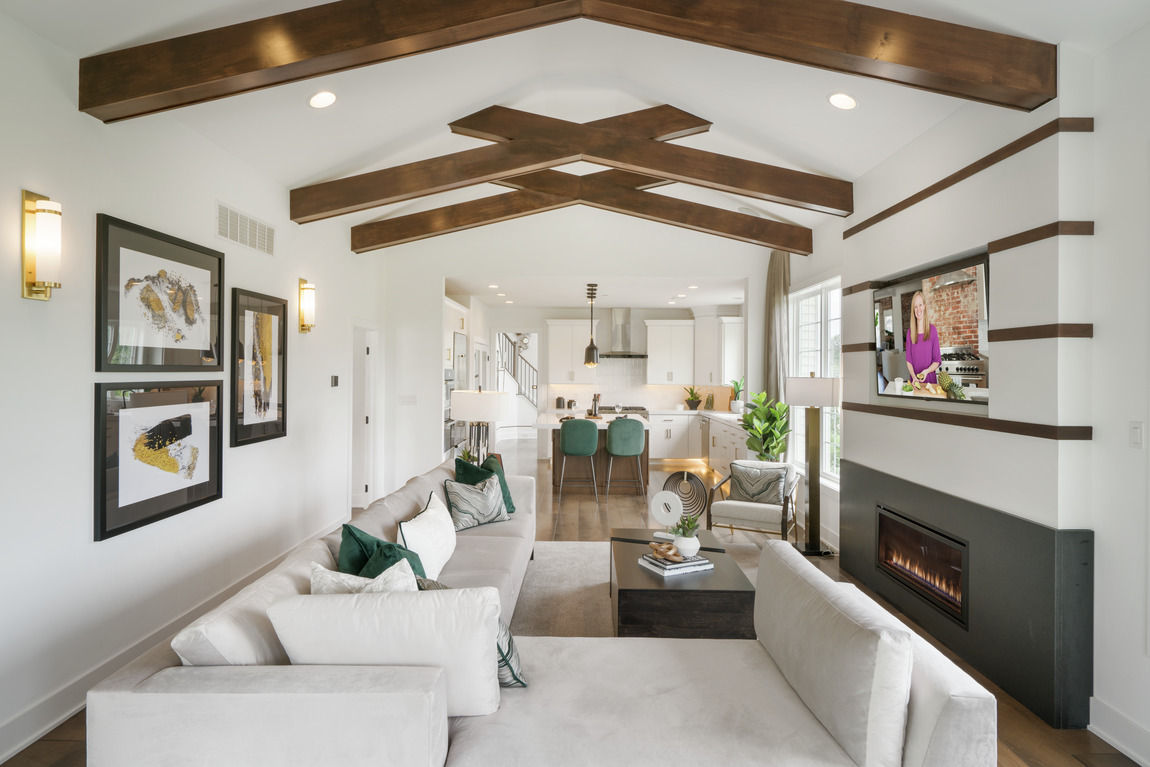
[905,290,940,389]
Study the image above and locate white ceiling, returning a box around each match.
[7,0,1150,309]
[445,275,749,311]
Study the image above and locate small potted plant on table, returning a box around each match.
[668,511,703,557]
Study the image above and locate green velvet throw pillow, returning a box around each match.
[337,524,426,579]
[455,456,515,514]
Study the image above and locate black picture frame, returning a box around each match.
[96,214,224,372]
[230,288,287,446]
[95,381,223,541]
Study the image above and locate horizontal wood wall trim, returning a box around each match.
[843,281,882,296]
[843,342,877,353]
[843,118,1094,240]
[843,401,1092,440]
[988,324,1093,342]
[988,221,1094,253]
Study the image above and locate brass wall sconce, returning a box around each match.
[21,190,63,301]
[299,278,316,333]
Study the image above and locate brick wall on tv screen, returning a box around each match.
[899,268,980,354]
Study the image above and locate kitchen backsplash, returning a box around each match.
[545,358,735,411]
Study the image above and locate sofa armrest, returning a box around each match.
[88,665,448,767]
[504,474,535,515]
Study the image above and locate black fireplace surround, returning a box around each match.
[840,460,1094,729]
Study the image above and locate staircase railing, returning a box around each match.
[497,332,539,408]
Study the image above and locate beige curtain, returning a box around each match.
[762,249,790,402]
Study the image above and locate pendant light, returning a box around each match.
[584,283,599,367]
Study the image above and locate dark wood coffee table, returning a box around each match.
[608,536,756,639]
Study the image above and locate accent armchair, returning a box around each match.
[707,460,799,542]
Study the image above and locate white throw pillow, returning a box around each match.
[309,559,418,595]
[398,493,457,580]
[268,587,501,717]
[755,541,913,767]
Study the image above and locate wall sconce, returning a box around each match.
[299,278,316,333]
[21,190,62,301]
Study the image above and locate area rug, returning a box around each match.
[509,540,763,638]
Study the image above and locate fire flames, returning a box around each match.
[884,551,962,610]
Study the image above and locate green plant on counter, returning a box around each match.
[740,391,790,461]
[729,377,744,400]
[683,385,702,401]
[460,446,479,464]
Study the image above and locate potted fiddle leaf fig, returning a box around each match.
[740,391,790,461]
[684,385,702,411]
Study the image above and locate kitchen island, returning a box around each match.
[536,413,650,494]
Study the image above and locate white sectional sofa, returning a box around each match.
[88,460,996,767]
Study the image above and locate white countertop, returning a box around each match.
[536,414,651,430]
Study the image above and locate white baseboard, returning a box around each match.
[1090,697,1150,766]
[0,517,344,764]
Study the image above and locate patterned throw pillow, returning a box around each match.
[728,461,790,505]
[417,577,527,688]
[443,476,509,531]
[455,455,516,513]
[309,559,418,595]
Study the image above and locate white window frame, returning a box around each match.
[788,277,842,482]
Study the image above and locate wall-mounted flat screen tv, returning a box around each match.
[874,252,989,405]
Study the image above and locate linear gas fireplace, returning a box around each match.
[875,506,968,628]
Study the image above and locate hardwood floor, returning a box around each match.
[7,437,1135,767]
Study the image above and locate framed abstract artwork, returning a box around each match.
[95,381,223,540]
[230,288,287,446]
[96,214,224,372]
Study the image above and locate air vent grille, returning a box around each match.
[217,202,275,255]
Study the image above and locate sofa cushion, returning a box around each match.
[456,456,516,514]
[309,559,418,595]
[398,493,457,580]
[171,539,334,666]
[418,578,527,688]
[268,588,501,717]
[755,541,913,767]
[444,477,509,531]
[337,524,426,579]
[439,536,531,622]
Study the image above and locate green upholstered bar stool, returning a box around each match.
[558,418,599,504]
[605,417,646,500]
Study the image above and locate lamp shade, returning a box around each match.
[785,376,842,408]
[450,390,510,422]
[34,200,62,285]
[584,340,599,367]
[300,283,316,326]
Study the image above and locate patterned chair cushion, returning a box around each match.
[728,461,792,505]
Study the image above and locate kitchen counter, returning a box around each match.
[881,382,990,402]
[536,414,650,430]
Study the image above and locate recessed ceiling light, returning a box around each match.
[497,293,506,297]
[308,91,337,109]
[676,294,686,298]
[488,284,499,288]
[829,92,857,110]
[668,301,677,305]
[505,300,514,304]
[688,285,698,290]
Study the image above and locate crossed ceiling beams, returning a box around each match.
[288,104,843,254]
[78,0,1058,123]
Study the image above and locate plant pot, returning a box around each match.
[730,400,745,414]
[686,399,701,410]
[674,535,701,558]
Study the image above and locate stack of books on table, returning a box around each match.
[638,553,715,577]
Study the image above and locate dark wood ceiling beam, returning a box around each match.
[290,139,579,223]
[350,188,574,252]
[78,0,1057,122]
[451,106,853,215]
[583,0,1057,110]
[79,0,582,122]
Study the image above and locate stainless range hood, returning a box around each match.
[599,308,647,359]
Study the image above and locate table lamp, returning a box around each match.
[785,373,842,557]
[451,389,510,462]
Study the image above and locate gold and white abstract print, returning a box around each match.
[243,310,278,424]
[118,401,210,506]
[119,248,211,351]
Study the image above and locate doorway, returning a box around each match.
[351,326,379,509]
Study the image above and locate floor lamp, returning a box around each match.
[785,373,842,557]
[451,389,510,463]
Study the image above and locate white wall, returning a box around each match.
[380,207,771,493]
[0,15,379,760]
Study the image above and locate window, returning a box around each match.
[788,278,841,479]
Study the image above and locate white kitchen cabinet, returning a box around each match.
[649,414,691,459]
[689,413,704,458]
[720,317,744,385]
[646,320,694,385]
[706,417,747,476]
[693,313,744,386]
[547,319,600,385]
